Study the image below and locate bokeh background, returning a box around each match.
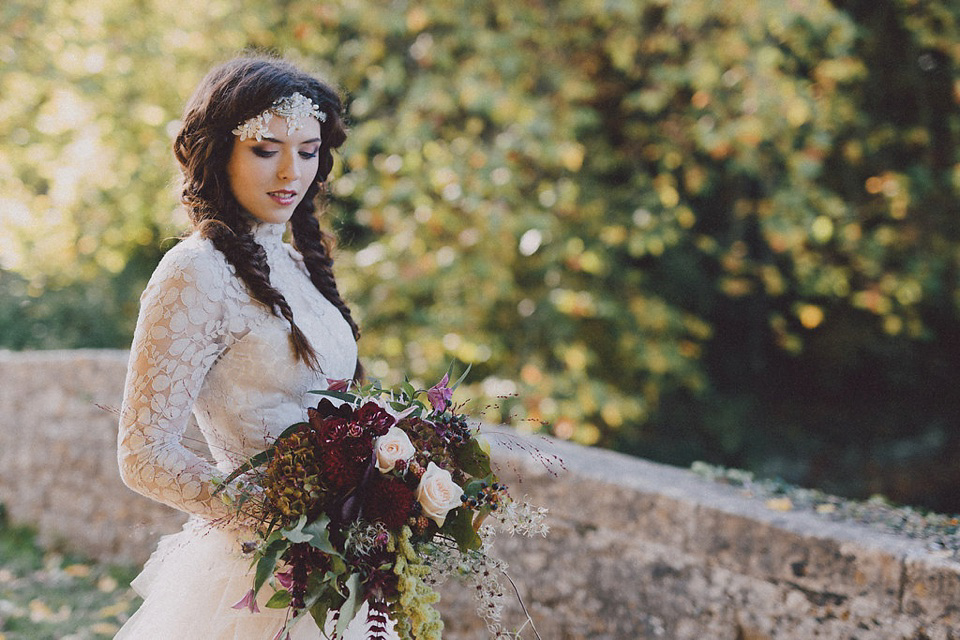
[2,0,959,513]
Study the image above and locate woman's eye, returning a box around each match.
[299,150,318,159]
[252,148,277,158]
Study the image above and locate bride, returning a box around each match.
[116,55,398,639]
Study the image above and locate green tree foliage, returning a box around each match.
[1,0,958,508]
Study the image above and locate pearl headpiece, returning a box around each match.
[232,92,327,142]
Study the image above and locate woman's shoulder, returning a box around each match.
[153,232,233,279]
[144,232,240,304]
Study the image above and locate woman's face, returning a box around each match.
[226,115,322,225]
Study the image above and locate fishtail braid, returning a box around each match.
[197,206,322,371]
[290,201,364,381]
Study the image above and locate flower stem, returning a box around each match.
[503,571,541,640]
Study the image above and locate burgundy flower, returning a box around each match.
[427,374,453,412]
[326,377,351,392]
[362,475,416,530]
[283,543,327,610]
[354,401,395,437]
[309,398,354,423]
[275,568,294,590]
[319,443,369,493]
[232,588,260,613]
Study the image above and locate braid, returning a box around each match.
[290,202,364,381]
[198,209,322,371]
[290,208,360,340]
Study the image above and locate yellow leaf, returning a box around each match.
[98,601,129,618]
[97,575,120,593]
[28,599,54,622]
[64,563,92,578]
[765,497,793,512]
[90,622,120,635]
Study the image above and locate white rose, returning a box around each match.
[416,462,463,527]
[375,427,416,473]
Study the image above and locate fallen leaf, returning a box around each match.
[765,497,793,512]
[89,622,120,635]
[65,564,92,578]
[97,575,119,593]
[97,601,129,618]
[28,598,54,622]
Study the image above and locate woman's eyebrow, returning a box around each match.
[255,135,321,145]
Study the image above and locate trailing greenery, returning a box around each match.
[1,0,958,509]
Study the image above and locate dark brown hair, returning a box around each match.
[173,55,361,380]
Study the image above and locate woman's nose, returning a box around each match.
[277,151,301,181]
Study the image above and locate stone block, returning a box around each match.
[902,552,960,627]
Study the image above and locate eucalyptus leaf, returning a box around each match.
[309,601,332,631]
[335,573,362,637]
[305,584,343,629]
[302,515,337,555]
[265,589,292,609]
[328,555,347,576]
[444,507,482,552]
[282,515,313,544]
[254,538,287,594]
[455,438,492,478]
[308,390,358,403]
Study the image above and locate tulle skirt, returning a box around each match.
[115,517,398,640]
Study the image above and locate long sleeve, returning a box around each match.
[117,240,242,522]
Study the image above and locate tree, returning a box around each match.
[2,0,958,509]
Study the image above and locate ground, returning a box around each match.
[0,513,140,640]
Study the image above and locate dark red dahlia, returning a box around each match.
[311,398,355,421]
[362,475,416,530]
[353,401,395,437]
[319,440,370,493]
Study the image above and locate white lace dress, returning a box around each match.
[116,221,397,639]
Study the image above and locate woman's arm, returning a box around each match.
[117,241,243,523]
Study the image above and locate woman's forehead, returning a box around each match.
[255,116,322,144]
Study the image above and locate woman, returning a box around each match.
[116,55,396,639]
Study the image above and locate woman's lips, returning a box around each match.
[268,190,297,206]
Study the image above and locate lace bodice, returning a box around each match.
[117,221,358,522]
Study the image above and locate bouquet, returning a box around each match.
[214,369,548,640]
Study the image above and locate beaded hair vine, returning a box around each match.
[232,92,328,142]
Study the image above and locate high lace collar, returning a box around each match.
[251,220,287,254]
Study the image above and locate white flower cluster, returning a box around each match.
[343,520,389,556]
[495,498,549,537]
[470,551,508,631]
[419,541,509,629]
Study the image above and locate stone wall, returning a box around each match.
[0,350,958,639]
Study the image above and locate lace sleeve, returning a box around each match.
[117,241,243,523]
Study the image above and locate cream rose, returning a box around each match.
[375,427,416,473]
[416,462,463,527]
